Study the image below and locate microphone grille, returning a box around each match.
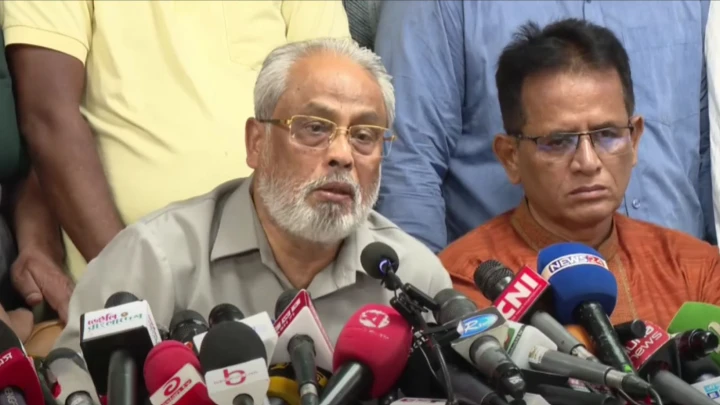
[104,291,140,308]
[275,289,301,319]
[169,309,207,331]
[199,321,267,372]
[360,242,399,279]
[474,260,513,298]
[208,303,245,327]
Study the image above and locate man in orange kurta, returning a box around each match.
[439,19,720,330]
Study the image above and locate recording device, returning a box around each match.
[209,303,246,327]
[537,243,634,373]
[319,304,412,405]
[79,291,162,403]
[623,320,717,405]
[400,330,511,405]
[44,347,94,405]
[474,261,596,361]
[526,345,651,395]
[272,289,332,405]
[169,309,209,355]
[192,303,278,363]
[200,321,270,405]
[0,320,44,405]
[144,340,213,405]
[360,242,439,326]
[267,363,331,405]
[675,329,720,361]
[613,320,646,344]
[668,302,720,367]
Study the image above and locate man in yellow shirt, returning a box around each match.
[0,1,349,330]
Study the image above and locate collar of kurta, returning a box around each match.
[509,198,619,261]
[208,175,376,278]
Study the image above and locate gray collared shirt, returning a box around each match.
[53,176,452,399]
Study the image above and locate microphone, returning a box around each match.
[399,334,510,405]
[614,320,646,344]
[450,306,526,400]
[667,302,720,366]
[144,340,213,405]
[273,289,333,405]
[267,363,331,405]
[537,243,634,373]
[0,320,44,405]
[474,261,596,361]
[80,291,162,404]
[503,321,557,370]
[675,329,719,362]
[200,321,270,405]
[624,320,717,405]
[44,347,94,405]
[193,304,278,363]
[169,309,209,355]
[433,289,479,325]
[319,304,412,405]
[208,303,246,327]
[526,345,651,395]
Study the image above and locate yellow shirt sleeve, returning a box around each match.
[1,0,93,64]
[281,0,351,42]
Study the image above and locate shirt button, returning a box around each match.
[631,199,640,209]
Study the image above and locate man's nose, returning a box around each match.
[326,129,354,169]
[571,135,602,174]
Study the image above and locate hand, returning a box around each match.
[0,304,33,342]
[11,246,74,324]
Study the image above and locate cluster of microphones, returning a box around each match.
[2,241,720,405]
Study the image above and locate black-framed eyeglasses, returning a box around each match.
[256,115,396,157]
[511,122,635,158]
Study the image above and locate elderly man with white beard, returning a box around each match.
[48,37,452,399]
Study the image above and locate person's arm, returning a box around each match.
[2,1,125,262]
[52,222,177,403]
[374,1,465,253]
[282,0,351,41]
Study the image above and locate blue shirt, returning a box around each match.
[375,0,715,253]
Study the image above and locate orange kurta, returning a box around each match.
[439,201,720,330]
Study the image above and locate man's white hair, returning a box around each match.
[254,37,395,128]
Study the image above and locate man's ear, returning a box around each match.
[629,115,644,167]
[493,134,522,184]
[246,118,265,169]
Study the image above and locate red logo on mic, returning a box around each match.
[163,376,181,396]
[624,321,670,369]
[223,369,247,385]
[493,266,549,321]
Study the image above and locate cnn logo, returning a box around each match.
[223,369,247,386]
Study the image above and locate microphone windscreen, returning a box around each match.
[537,243,617,324]
[360,242,399,279]
[208,303,245,327]
[474,260,513,298]
[170,309,207,332]
[144,341,201,393]
[667,302,720,366]
[333,304,412,398]
[104,291,140,308]
[199,321,267,371]
[274,290,301,319]
[433,289,478,324]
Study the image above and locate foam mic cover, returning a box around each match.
[323,304,412,404]
[144,341,213,405]
[433,289,478,325]
[208,303,245,327]
[668,302,720,366]
[360,242,402,290]
[537,243,617,324]
[169,309,209,354]
[200,322,270,405]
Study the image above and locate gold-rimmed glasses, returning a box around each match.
[256,115,396,157]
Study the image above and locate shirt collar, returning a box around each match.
[510,198,619,260]
[209,176,372,278]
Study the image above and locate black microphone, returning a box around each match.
[274,289,320,405]
[169,309,209,355]
[613,320,646,344]
[208,303,246,327]
[80,291,162,404]
[474,261,596,361]
[675,329,720,362]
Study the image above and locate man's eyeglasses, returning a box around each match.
[511,123,635,158]
[256,115,396,157]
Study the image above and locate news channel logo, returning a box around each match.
[457,314,498,339]
[703,382,720,399]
